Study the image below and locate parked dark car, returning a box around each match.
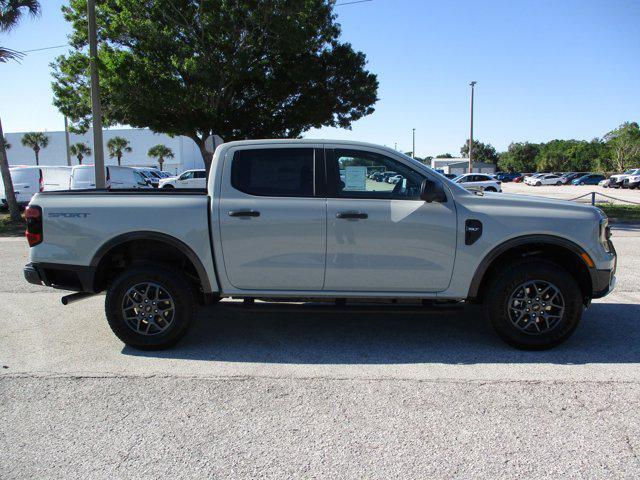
[560,172,583,184]
[571,174,605,186]
[496,172,522,182]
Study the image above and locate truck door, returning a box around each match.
[219,146,327,291]
[324,147,457,292]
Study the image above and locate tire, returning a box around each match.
[485,259,583,350]
[105,264,197,350]
[162,184,174,189]
[535,182,541,186]
[579,182,585,186]
[555,181,562,186]
[485,187,497,192]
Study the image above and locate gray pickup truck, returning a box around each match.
[23,140,616,350]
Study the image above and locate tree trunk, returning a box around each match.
[0,117,21,222]
[158,158,164,171]
[35,149,40,166]
[117,155,121,166]
[78,154,83,165]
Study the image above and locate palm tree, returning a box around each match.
[0,1,41,63]
[147,144,174,171]
[21,131,49,165]
[0,1,41,223]
[107,136,132,166]
[69,142,91,165]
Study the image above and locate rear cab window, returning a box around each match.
[231,148,316,197]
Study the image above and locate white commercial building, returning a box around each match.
[430,158,496,175]
[4,128,205,175]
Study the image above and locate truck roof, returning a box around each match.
[220,139,402,156]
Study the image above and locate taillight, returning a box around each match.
[39,170,44,192]
[25,205,43,247]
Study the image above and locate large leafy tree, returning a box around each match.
[1,0,41,221]
[106,136,131,166]
[147,144,174,171]
[21,131,49,165]
[69,142,91,165]
[604,122,640,172]
[535,139,608,173]
[498,142,540,172]
[51,0,379,172]
[460,140,499,164]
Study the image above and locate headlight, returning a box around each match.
[599,217,611,252]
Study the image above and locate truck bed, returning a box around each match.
[29,189,218,293]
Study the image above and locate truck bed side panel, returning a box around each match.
[29,193,219,292]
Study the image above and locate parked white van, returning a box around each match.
[69,165,152,190]
[1,166,71,206]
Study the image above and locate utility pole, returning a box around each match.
[412,128,416,158]
[87,0,106,188]
[468,81,476,173]
[64,116,72,166]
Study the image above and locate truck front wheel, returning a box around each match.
[105,264,197,350]
[485,260,583,350]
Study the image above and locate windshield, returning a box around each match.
[453,175,464,182]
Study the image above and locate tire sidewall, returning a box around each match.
[487,261,583,350]
[105,265,196,350]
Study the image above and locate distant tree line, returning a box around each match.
[417,121,640,174]
[497,122,640,173]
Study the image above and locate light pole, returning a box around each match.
[468,81,476,173]
[412,128,415,159]
[87,0,106,188]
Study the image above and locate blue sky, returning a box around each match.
[1,0,638,157]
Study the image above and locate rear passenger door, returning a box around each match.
[218,146,327,291]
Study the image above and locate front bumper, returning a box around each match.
[592,269,616,298]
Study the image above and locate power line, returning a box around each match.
[336,0,372,6]
[20,44,68,53]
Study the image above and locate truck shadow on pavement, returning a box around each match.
[123,301,640,364]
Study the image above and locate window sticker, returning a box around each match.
[344,166,367,191]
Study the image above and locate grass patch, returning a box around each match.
[0,211,25,236]
[597,204,640,222]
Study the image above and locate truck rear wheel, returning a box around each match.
[105,264,197,350]
[485,260,583,350]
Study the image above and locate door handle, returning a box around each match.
[336,211,368,219]
[228,210,260,217]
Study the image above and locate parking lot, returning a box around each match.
[502,182,640,204]
[1,219,640,478]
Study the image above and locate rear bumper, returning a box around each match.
[24,262,96,292]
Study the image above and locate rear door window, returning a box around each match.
[231,148,315,197]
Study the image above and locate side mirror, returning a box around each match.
[420,179,447,203]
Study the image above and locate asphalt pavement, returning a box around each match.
[1,226,640,479]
